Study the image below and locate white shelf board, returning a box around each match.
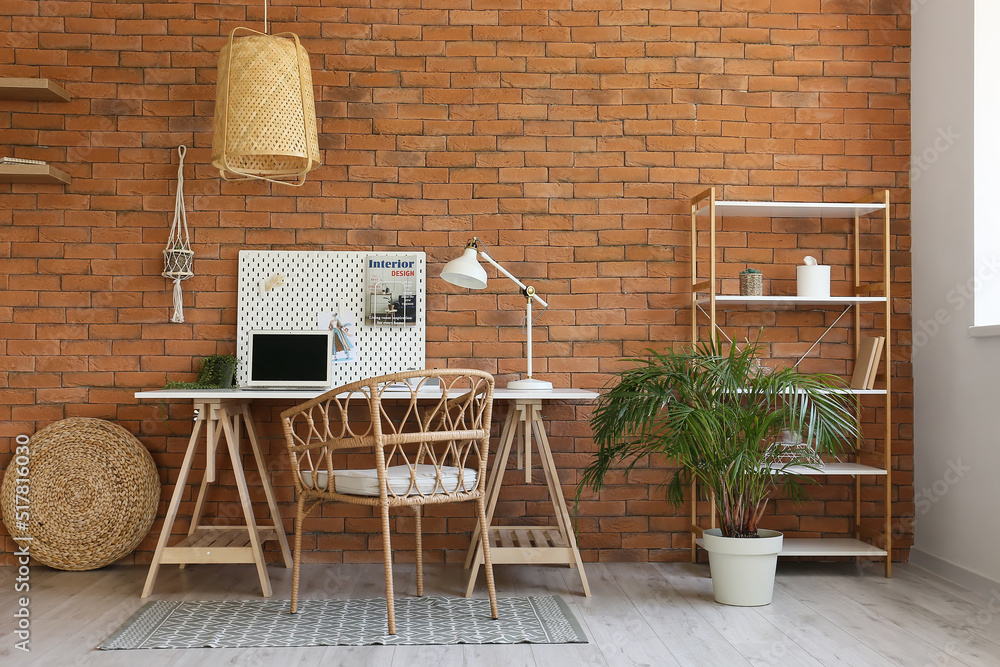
[778,538,888,557]
[726,387,885,396]
[696,200,886,218]
[769,462,888,476]
[696,295,887,307]
[695,536,887,557]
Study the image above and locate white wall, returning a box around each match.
[912,0,1000,589]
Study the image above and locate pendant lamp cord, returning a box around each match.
[263,0,268,34]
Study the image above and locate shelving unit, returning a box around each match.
[688,187,893,577]
[0,78,72,185]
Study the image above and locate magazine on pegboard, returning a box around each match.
[365,254,419,325]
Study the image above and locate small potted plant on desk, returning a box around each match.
[165,354,239,389]
[580,338,859,606]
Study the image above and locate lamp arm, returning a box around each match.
[476,251,549,308]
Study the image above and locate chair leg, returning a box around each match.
[413,506,423,597]
[476,496,499,621]
[290,495,307,614]
[380,503,396,635]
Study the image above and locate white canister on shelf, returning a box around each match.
[796,255,831,298]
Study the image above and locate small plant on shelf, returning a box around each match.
[739,267,763,296]
[164,354,238,389]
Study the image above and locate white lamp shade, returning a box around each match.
[440,247,488,289]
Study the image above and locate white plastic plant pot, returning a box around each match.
[702,528,783,606]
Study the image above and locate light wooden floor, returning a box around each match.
[2,559,999,666]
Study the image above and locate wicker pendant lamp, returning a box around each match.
[211,1,320,186]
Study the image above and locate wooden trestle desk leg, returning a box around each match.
[464,399,591,598]
[143,406,205,597]
[141,399,292,598]
[181,405,224,570]
[464,404,518,570]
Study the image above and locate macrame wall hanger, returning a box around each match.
[162,145,194,323]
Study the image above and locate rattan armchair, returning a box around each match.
[281,369,498,635]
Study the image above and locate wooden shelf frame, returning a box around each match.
[688,187,893,577]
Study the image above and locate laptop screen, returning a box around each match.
[247,330,333,388]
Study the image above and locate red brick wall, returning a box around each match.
[0,0,912,567]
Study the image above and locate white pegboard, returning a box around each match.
[237,250,426,387]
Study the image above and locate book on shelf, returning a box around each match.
[850,336,885,390]
[1,156,46,165]
[866,336,885,389]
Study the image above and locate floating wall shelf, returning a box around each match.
[0,77,71,102]
[0,163,72,185]
[0,78,72,185]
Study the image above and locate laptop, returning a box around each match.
[246,330,333,389]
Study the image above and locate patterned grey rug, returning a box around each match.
[99,596,587,649]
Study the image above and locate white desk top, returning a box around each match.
[134,387,599,401]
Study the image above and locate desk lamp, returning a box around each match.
[440,238,553,390]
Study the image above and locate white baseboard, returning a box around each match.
[910,548,1000,593]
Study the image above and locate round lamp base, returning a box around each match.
[506,377,553,390]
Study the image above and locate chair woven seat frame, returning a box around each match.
[281,369,499,634]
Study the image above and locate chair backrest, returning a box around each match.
[281,369,495,500]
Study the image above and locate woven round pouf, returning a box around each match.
[1,418,160,571]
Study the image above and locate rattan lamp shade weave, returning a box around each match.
[1,418,160,571]
[211,27,320,186]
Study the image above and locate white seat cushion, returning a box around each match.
[301,464,478,496]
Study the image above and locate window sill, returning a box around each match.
[969,324,1000,338]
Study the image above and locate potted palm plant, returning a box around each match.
[581,338,860,606]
